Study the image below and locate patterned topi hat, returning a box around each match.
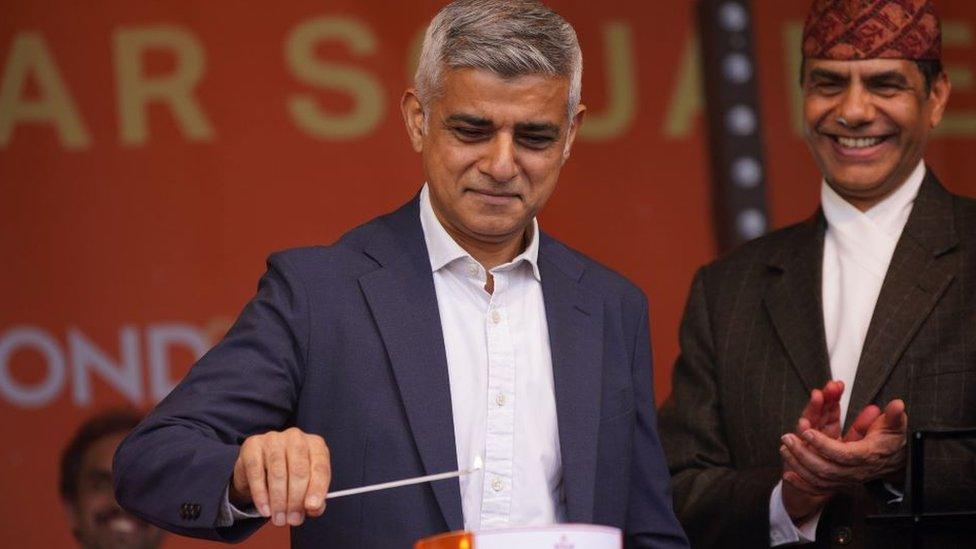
[803,0,941,60]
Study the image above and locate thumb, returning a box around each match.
[882,399,907,430]
[844,404,881,442]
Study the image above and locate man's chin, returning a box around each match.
[824,166,896,200]
[92,530,160,549]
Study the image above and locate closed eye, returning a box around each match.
[451,126,490,142]
[517,134,556,149]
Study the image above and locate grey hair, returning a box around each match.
[415,0,583,120]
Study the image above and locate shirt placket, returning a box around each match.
[479,269,516,528]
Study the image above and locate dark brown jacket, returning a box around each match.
[659,171,976,548]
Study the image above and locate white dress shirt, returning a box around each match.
[769,161,925,546]
[419,184,566,530]
[218,185,566,529]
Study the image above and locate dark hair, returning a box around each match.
[799,58,944,94]
[59,409,143,503]
[914,59,944,94]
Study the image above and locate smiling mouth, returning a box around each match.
[825,133,893,149]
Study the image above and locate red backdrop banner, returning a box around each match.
[1,1,974,547]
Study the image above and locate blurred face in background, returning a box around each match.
[63,433,164,549]
[402,67,585,250]
[801,58,950,210]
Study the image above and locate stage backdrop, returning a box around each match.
[1,1,974,547]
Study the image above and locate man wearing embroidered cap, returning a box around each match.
[660,0,975,546]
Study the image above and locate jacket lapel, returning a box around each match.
[357,198,463,531]
[539,235,603,523]
[763,215,832,393]
[845,172,959,425]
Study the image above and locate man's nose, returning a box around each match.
[480,134,519,183]
[835,84,875,129]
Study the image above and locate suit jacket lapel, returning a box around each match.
[357,198,463,531]
[845,172,959,425]
[763,215,832,393]
[539,235,603,523]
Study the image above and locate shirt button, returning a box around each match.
[490,310,501,324]
[495,393,506,406]
[491,478,503,492]
[468,265,479,277]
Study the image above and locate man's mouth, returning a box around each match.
[834,136,885,149]
[468,189,520,204]
[822,132,894,158]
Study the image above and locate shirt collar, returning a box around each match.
[418,184,541,281]
[821,160,925,239]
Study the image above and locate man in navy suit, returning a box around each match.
[113,1,687,547]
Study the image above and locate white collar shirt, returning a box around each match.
[821,160,925,422]
[418,184,565,531]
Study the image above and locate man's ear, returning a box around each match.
[927,71,951,129]
[562,104,586,161]
[401,89,427,153]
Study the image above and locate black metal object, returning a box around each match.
[867,428,976,549]
[697,0,770,254]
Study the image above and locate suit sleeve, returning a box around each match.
[113,253,309,542]
[625,293,690,549]
[658,268,782,547]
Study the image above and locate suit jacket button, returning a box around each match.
[832,526,852,545]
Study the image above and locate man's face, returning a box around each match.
[403,68,584,247]
[64,433,164,549]
[802,58,949,209]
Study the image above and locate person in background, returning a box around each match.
[60,409,164,549]
[660,0,975,547]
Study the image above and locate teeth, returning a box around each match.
[837,136,882,149]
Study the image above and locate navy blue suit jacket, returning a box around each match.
[114,197,687,548]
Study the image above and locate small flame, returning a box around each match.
[471,455,484,472]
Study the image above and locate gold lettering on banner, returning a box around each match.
[936,21,976,137]
[663,34,702,139]
[114,25,215,146]
[0,32,91,149]
[580,22,636,141]
[286,16,384,140]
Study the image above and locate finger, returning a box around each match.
[286,432,310,526]
[265,436,289,526]
[785,433,852,486]
[783,470,826,496]
[239,444,271,517]
[844,405,881,442]
[780,441,832,491]
[823,380,844,403]
[305,436,331,517]
[796,417,812,435]
[803,429,863,467]
[883,399,907,430]
[822,393,843,439]
[801,389,824,421]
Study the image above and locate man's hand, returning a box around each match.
[230,427,331,527]
[795,380,844,439]
[781,399,907,492]
[779,381,845,522]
